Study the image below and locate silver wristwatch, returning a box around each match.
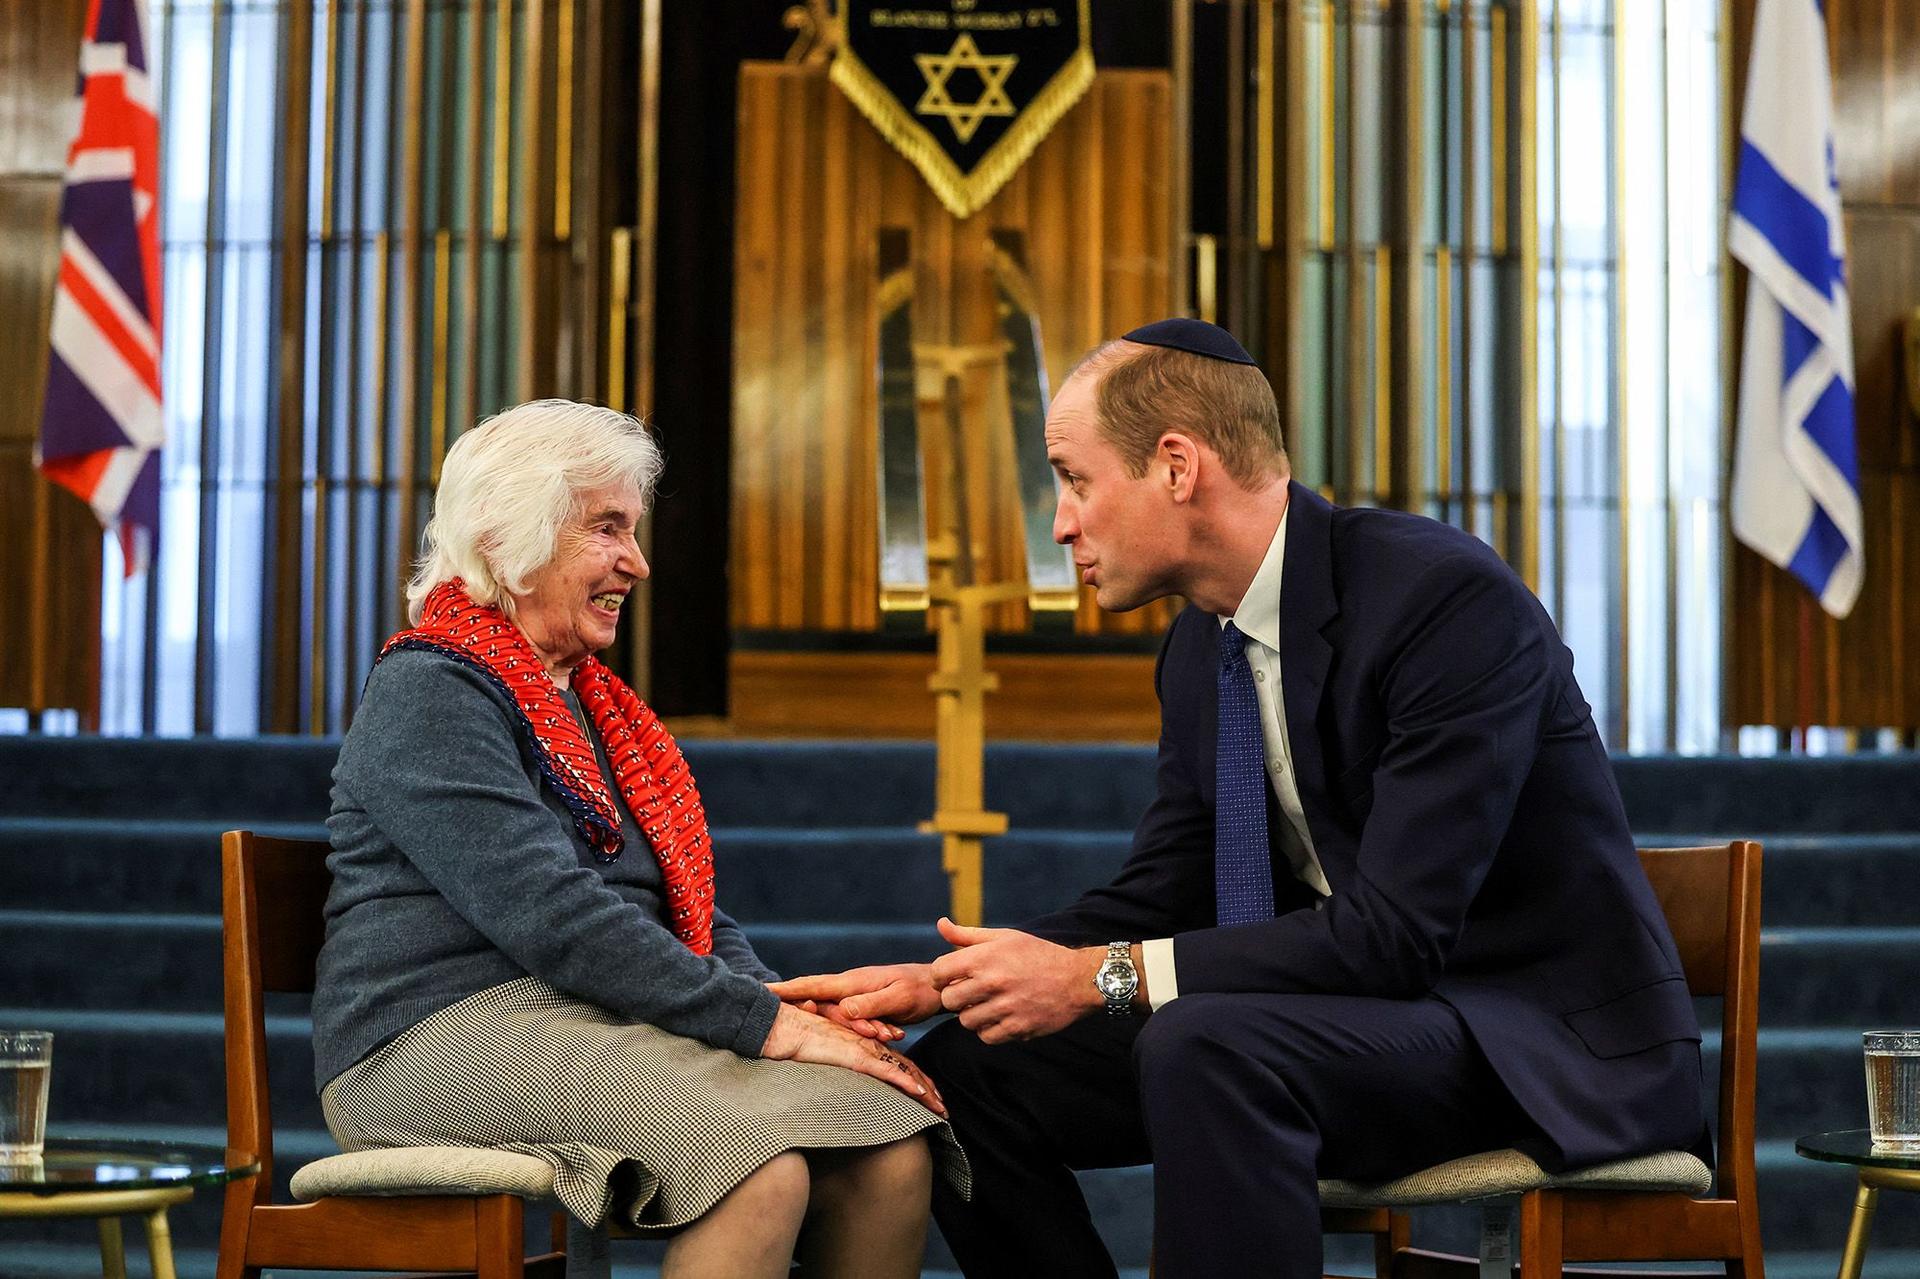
[1095,941,1139,1016]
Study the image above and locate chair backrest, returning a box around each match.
[1638,842,1763,1198]
[220,830,335,1189]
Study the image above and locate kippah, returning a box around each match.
[1120,317,1257,366]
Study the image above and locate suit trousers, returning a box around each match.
[911,990,1540,1279]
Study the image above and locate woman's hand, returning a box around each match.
[787,997,906,1042]
[760,1003,946,1118]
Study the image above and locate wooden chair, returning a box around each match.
[216,829,570,1279]
[1320,841,1765,1279]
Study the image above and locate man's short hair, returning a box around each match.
[1073,339,1288,487]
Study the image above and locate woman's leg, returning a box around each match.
[660,1150,811,1279]
[796,1137,934,1278]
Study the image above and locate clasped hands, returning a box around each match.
[771,917,1106,1047]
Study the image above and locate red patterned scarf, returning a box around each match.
[378,579,715,954]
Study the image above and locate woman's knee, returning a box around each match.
[808,1136,933,1209]
[734,1149,812,1220]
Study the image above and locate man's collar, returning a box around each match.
[1220,504,1288,652]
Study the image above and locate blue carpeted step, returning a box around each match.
[14,908,1914,1028]
[0,818,328,914]
[1643,832,1920,928]
[2,1006,322,1132]
[0,737,340,822]
[1616,754,1920,833]
[0,912,951,1010]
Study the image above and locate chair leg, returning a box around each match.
[1372,1210,1411,1278]
[1517,1191,1563,1279]
[474,1194,527,1279]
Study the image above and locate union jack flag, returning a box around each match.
[36,0,164,576]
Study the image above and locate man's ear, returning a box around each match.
[1158,431,1201,503]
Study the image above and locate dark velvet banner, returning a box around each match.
[830,0,1092,218]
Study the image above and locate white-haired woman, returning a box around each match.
[313,399,963,1277]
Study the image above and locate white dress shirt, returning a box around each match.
[1139,504,1330,1010]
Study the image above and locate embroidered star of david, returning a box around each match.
[913,33,1018,145]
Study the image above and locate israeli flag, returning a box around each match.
[1729,0,1860,618]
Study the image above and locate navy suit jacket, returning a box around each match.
[1025,484,1704,1169]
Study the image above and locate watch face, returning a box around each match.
[1098,960,1137,998]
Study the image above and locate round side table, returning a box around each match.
[0,1138,258,1279]
[1796,1129,1920,1279]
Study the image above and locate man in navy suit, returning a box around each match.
[774,320,1704,1279]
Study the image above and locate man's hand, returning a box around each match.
[929,917,1104,1044]
[769,963,943,1025]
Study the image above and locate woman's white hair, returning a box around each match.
[406,398,663,622]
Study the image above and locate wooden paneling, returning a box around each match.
[0,0,99,717]
[731,64,1177,638]
[1728,0,1920,732]
[726,649,1159,741]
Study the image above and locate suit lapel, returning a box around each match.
[1279,483,1338,837]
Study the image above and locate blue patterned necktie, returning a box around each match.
[1215,622,1276,926]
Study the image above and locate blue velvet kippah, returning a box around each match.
[1120,317,1257,365]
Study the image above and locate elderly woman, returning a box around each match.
[312,399,963,1277]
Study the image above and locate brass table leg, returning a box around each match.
[96,1215,127,1279]
[1838,1177,1879,1279]
[143,1204,179,1279]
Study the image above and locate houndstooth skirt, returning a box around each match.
[320,976,968,1230]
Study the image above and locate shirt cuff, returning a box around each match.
[1141,938,1179,1011]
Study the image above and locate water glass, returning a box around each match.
[0,1030,52,1161]
[1864,1030,1920,1152]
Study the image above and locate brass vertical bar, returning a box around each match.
[1172,0,1193,315]
[1319,2,1334,248]
[628,0,660,695]
[1224,0,1246,330]
[1491,4,1509,255]
[28,472,49,711]
[1342,6,1363,505]
[1549,0,1565,621]
[1613,0,1631,746]
[492,0,513,239]
[517,0,545,399]
[1660,0,1679,748]
[1374,242,1391,503]
[371,231,391,493]
[1517,0,1541,589]
[1458,0,1476,536]
[462,0,485,429]
[1256,0,1275,250]
[1281,0,1308,457]
[341,0,373,726]
[312,0,348,734]
[396,0,426,621]
[1718,0,1736,744]
[321,0,340,240]
[271,0,317,733]
[1395,0,1426,511]
[607,226,632,410]
[193,0,234,732]
[1197,232,1218,322]
[1437,243,1452,498]
[555,0,573,241]
[431,229,452,481]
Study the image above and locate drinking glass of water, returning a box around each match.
[1865,1030,1920,1152]
[0,1030,52,1162]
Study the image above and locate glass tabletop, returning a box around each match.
[0,1138,258,1194]
[1796,1130,1920,1170]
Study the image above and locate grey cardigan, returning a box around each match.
[311,646,781,1089]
